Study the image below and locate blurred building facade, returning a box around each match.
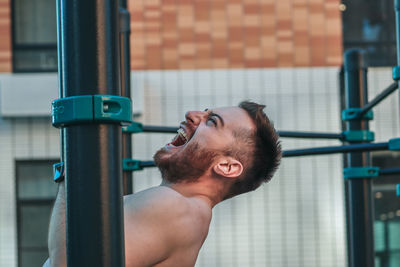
[0,0,399,267]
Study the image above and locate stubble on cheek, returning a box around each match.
[153,142,218,183]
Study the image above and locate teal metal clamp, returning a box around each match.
[53,162,65,183]
[389,137,400,150]
[397,184,400,197]
[342,108,373,121]
[393,66,400,81]
[123,159,143,171]
[342,130,375,142]
[52,95,132,127]
[122,121,143,133]
[343,167,380,179]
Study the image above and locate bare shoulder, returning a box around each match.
[124,186,191,219]
[123,186,212,267]
[124,186,188,210]
[124,186,211,232]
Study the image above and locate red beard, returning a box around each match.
[154,142,217,183]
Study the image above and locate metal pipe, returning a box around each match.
[395,0,400,128]
[141,125,344,140]
[57,1,125,266]
[142,125,179,133]
[359,82,398,116]
[283,142,388,158]
[396,0,400,65]
[120,0,127,8]
[343,49,375,267]
[119,7,133,195]
[140,161,157,168]
[277,131,343,139]
[379,168,400,175]
[56,0,65,173]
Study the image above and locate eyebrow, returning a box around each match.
[205,109,225,127]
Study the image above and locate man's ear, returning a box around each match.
[213,157,243,178]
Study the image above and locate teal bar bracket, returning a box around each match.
[342,108,373,121]
[342,130,375,142]
[53,162,65,183]
[389,137,400,151]
[397,184,400,197]
[123,159,143,171]
[122,121,143,133]
[343,167,380,179]
[93,95,132,124]
[393,66,400,81]
[52,96,93,126]
[52,95,132,127]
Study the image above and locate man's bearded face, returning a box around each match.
[154,140,217,183]
[154,107,253,183]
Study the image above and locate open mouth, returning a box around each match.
[169,128,190,147]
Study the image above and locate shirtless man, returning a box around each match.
[45,101,281,267]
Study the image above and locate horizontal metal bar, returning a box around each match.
[344,41,396,46]
[360,82,399,116]
[141,125,343,139]
[13,68,58,73]
[283,142,388,157]
[278,131,343,139]
[17,198,55,204]
[139,161,156,168]
[142,125,178,133]
[14,43,58,50]
[379,168,400,175]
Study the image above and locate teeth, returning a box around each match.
[177,128,188,143]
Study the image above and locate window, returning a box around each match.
[12,0,58,72]
[372,152,400,267]
[341,0,397,67]
[16,160,58,267]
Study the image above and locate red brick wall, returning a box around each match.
[0,0,342,72]
[128,0,343,70]
[0,0,11,72]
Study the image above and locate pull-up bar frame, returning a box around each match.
[56,1,125,266]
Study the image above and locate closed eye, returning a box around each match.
[207,116,217,126]
[204,109,224,127]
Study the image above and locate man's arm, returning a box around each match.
[47,182,67,267]
[46,185,195,267]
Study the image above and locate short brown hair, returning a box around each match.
[224,101,282,199]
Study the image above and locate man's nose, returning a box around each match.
[185,111,206,125]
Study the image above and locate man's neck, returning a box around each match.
[161,176,229,208]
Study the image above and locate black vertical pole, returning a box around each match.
[119,5,133,195]
[56,0,64,165]
[343,50,374,267]
[396,0,400,109]
[120,0,127,9]
[57,1,125,267]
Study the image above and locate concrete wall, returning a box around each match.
[0,117,59,267]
